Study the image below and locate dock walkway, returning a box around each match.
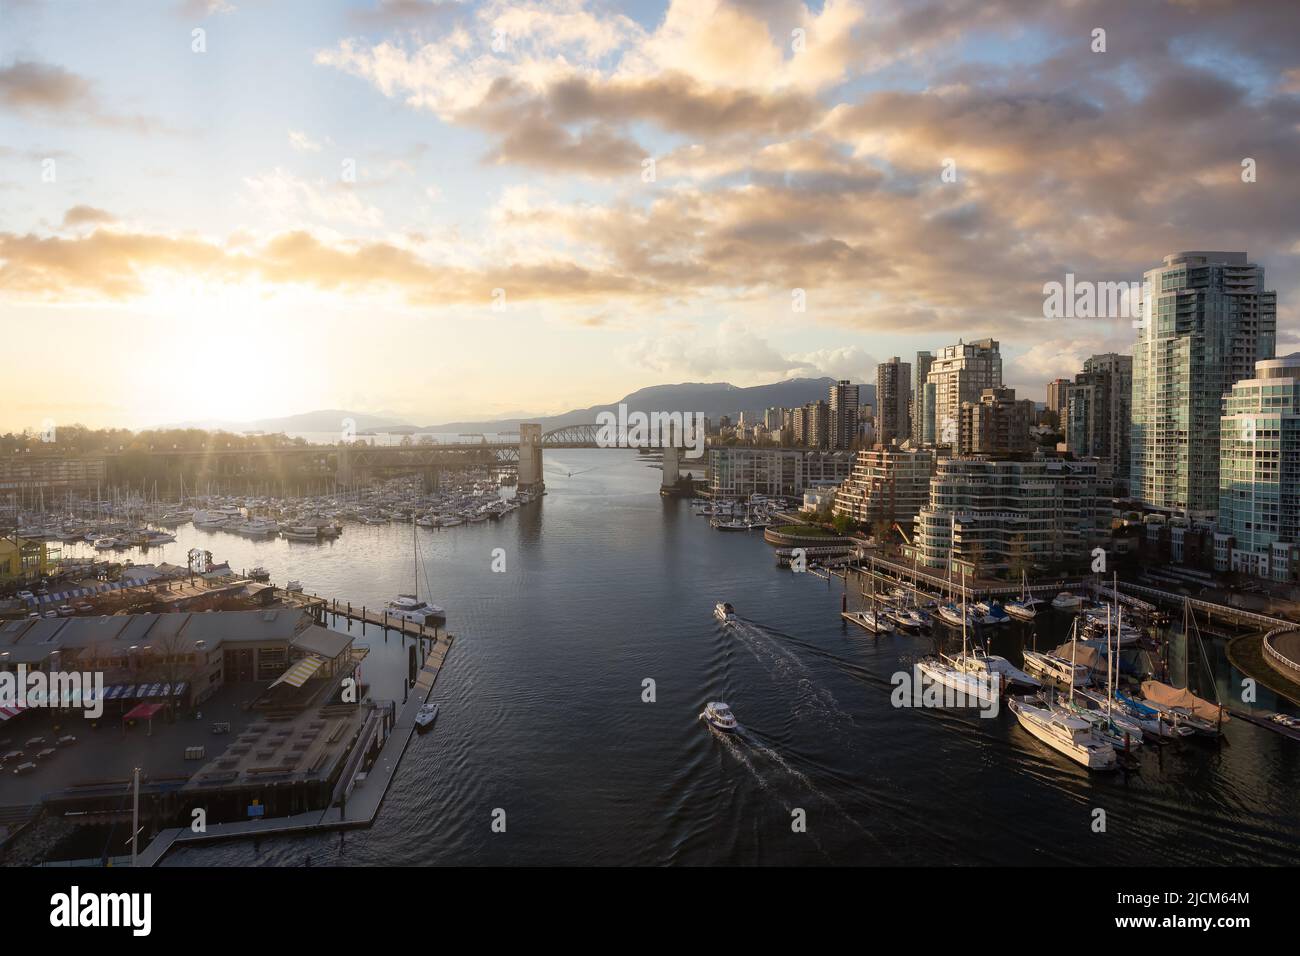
[136,633,453,866]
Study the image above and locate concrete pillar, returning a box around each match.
[661,444,681,490]
[518,423,543,489]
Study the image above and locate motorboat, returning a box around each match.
[414,702,440,732]
[1008,697,1117,770]
[887,607,928,631]
[248,567,271,582]
[92,537,119,551]
[714,602,736,623]
[1022,649,1090,686]
[700,701,738,733]
[1051,591,1084,611]
[842,609,892,634]
[282,525,321,541]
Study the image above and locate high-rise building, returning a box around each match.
[1045,378,1072,415]
[925,338,1002,447]
[912,351,934,444]
[1132,251,1276,519]
[707,448,854,499]
[832,447,935,527]
[763,406,785,432]
[910,458,1105,576]
[1064,353,1133,483]
[1219,354,1300,580]
[828,381,860,450]
[876,358,912,446]
[958,386,1034,457]
[807,399,831,449]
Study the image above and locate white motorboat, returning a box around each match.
[282,525,321,541]
[700,701,738,732]
[1022,649,1090,686]
[714,602,736,623]
[1051,591,1084,611]
[92,537,119,551]
[842,609,892,634]
[1008,697,1117,770]
[414,702,440,732]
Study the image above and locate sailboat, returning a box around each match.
[917,570,1001,707]
[1004,570,1041,621]
[385,516,446,627]
[842,570,892,633]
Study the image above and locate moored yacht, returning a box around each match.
[414,702,440,732]
[1022,649,1090,686]
[1004,596,1042,621]
[1051,591,1084,611]
[842,609,891,634]
[700,701,738,733]
[1008,697,1117,770]
[387,594,446,627]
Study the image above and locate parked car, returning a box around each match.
[73,602,95,614]
[16,590,34,601]
[57,605,75,617]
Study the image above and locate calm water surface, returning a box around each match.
[74,449,1300,865]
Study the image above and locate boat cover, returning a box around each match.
[1053,641,1102,671]
[1140,680,1228,723]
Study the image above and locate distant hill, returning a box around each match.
[156,409,414,433]
[151,380,879,436]
[420,378,877,431]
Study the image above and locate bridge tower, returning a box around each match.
[661,444,681,492]
[336,443,353,488]
[518,423,544,490]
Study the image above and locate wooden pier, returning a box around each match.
[281,590,446,641]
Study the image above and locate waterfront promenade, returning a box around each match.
[136,632,453,865]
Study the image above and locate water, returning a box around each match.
[65,449,1300,865]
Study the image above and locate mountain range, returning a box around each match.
[153,379,877,435]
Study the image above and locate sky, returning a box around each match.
[1,0,1298,431]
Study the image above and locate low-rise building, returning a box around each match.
[832,447,935,527]
[707,448,853,499]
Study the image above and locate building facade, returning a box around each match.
[707,448,854,499]
[832,447,935,526]
[1131,251,1276,520]
[958,386,1034,457]
[875,358,911,446]
[925,338,1002,448]
[912,351,934,444]
[1218,354,1300,581]
[1064,353,1133,483]
[828,381,860,450]
[910,457,1106,576]
[1045,378,1072,416]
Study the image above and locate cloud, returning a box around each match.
[288,129,325,152]
[0,61,93,114]
[61,206,116,228]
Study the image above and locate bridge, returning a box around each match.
[14,423,697,496]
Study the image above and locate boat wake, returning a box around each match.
[726,620,856,739]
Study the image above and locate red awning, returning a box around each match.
[122,702,165,721]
